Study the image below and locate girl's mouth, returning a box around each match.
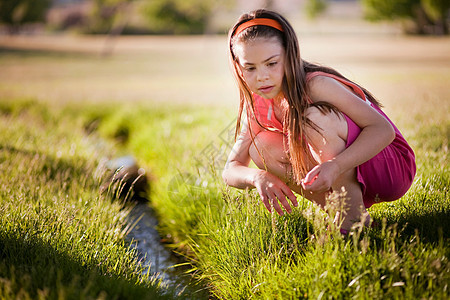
[259,86,274,94]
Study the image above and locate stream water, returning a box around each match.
[127,203,210,299]
[106,156,209,298]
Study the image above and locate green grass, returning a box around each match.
[1,35,449,299]
[71,97,449,299]
[0,100,178,299]
[1,92,448,299]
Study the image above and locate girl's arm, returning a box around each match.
[222,118,298,215]
[303,75,395,192]
[222,118,258,189]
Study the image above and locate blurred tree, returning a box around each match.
[0,0,51,33]
[421,0,450,33]
[305,0,328,19]
[88,0,132,34]
[141,0,233,34]
[362,0,449,34]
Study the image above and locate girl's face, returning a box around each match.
[234,36,285,100]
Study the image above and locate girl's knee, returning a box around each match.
[305,106,347,163]
[249,131,290,174]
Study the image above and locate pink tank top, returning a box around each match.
[253,95,284,132]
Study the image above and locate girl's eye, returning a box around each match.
[268,61,277,67]
[245,67,256,72]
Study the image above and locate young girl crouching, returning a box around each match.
[222,9,416,234]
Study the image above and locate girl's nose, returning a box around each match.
[257,68,269,81]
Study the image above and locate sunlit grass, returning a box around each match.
[76,94,448,299]
[1,91,448,299]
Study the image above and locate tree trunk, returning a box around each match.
[412,4,433,34]
[102,2,130,57]
[439,15,449,35]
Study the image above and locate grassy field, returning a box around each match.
[0,34,449,299]
[0,100,182,299]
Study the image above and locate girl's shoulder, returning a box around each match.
[306,71,367,103]
[306,72,337,97]
[306,72,336,93]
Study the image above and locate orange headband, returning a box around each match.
[234,18,284,36]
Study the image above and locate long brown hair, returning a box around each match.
[228,9,380,183]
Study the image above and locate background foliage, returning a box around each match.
[141,0,214,34]
[88,0,132,34]
[362,0,450,34]
[0,0,51,33]
[1,0,449,35]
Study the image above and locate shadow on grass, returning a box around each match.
[371,199,449,245]
[0,233,173,299]
[394,209,449,243]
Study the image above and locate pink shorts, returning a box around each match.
[344,111,416,208]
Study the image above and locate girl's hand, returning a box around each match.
[253,170,298,215]
[301,160,341,193]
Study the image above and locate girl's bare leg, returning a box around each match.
[304,107,371,230]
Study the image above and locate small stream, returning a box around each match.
[105,156,210,298]
[127,203,210,299]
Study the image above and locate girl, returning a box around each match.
[222,9,416,234]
